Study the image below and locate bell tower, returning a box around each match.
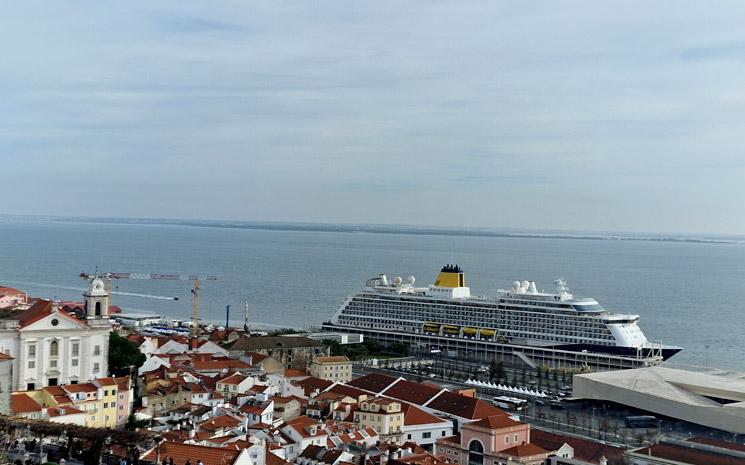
[83,277,110,319]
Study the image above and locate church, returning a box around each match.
[0,277,113,391]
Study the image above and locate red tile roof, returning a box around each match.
[96,377,117,386]
[47,406,85,417]
[634,443,745,465]
[400,403,449,426]
[500,443,547,458]
[64,383,98,393]
[218,373,248,385]
[347,373,399,393]
[11,393,42,413]
[425,391,503,420]
[467,414,521,430]
[382,379,443,405]
[0,352,13,360]
[530,429,626,463]
[294,376,333,397]
[143,441,240,465]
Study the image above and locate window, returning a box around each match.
[468,440,484,465]
[72,359,78,366]
[94,345,101,356]
[50,340,59,356]
[504,435,509,445]
[27,383,35,390]
[514,434,519,443]
[423,432,432,439]
[28,361,35,369]
[28,344,36,357]
[50,360,57,368]
[72,343,79,357]
[94,362,100,372]
[49,378,58,386]
[442,431,446,436]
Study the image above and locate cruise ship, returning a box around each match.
[323,265,681,362]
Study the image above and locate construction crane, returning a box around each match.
[80,272,217,337]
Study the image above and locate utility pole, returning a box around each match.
[192,278,200,337]
[244,299,250,334]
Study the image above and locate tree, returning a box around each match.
[108,332,146,376]
[489,360,505,382]
[389,342,409,356]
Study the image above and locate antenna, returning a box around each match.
[244,299,250,335]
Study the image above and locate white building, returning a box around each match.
[0,278,113,391]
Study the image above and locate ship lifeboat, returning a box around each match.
[480,328,496,339]
[463,327,478,339]
[423,322,441,334]
[442,324,461,336]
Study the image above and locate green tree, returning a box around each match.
[489,360,505,382]
[389,342,409,356]
[108,332,146,376]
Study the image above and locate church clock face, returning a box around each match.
[51,318,59,326]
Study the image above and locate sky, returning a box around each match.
[2,1,745,235]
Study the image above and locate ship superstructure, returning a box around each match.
[325,265,680,362]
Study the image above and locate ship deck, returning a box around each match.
[322,323,664,371]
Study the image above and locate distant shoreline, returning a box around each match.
[0,214,741,245]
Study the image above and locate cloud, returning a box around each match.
[1,1,745,233]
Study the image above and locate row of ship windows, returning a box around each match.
[338,316,615,341]
[345,304,611,332]
[351,299,606,323]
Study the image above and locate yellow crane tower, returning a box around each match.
[81,272,217,337]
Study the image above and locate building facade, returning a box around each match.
[0,278,112,391]
[308,356,353,383]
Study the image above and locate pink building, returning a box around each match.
[438,415,548,465]
[114,377,134,427]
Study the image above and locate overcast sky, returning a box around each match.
[2,2,745,234]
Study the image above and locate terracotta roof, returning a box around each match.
[143,441,240,465]
[400,403,449,426]
[633,443,745,465]
[313,356,351,364]
[425,391,503,419]
[218,373,248,385]
[530,429,626,463]
[0,352,13,360]
[284,368,309,378]
[500,443,547,458]
[0,286,24,295]
[327,383,369,399]
[689,437,745,453]
[295,376,333,397]
[199,415,242,431]
[347,373,399,393]
[47,406,85,417]
[467,414,521,430]
[382,379,443,405]
[266,446,291,465]
[246,352,269,364]
[64,383,98,393]
[14,299,85,328]
[11,393,42,413]
[114,377,131,390]
[284,416,326,438]
[96,377,117,386]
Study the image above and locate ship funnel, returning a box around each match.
[434,264,466,288]
[528,281,537,293]
[379,274,388,285]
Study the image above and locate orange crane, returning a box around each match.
[80,272,217,337]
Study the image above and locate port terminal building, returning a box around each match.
[573,366,745,434]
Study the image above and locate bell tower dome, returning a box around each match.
[84,277,110,319]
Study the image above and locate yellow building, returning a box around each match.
[308,355,353,383]
[26,377,128,428]
[353,396,404,444]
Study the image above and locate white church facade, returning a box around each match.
[0,278,113,391]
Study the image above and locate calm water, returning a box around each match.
[1,219,743,370]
